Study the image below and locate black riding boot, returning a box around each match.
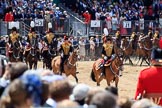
[100,66,105,77]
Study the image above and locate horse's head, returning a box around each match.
[120,38,127,49]
[112,54,124,77]
[30,46,37,56]
[48,46,57,57]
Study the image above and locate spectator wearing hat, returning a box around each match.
[99,37,115,77]
[70,84,90,106]
[89,37,95,61]
[134,47,162,105]
[90,91,117,108]
[59,36,73,75]
[83,10,91,24]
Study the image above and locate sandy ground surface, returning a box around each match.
[38,60,149,99]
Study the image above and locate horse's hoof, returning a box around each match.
[97,84,100,86]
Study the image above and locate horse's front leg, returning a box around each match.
[34,62,37,69]
[128,56,133,65]
[140,57,145,66]
[115,77,119,88]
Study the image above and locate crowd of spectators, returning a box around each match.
[62,0,162,34]
[62,0,161,21]
[0,61,161,108]
[0,0,69,22]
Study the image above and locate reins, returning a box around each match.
[109,56,122,77]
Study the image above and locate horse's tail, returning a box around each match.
[90,69,96,82]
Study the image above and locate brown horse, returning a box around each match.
[8,42,23,62]
[120,37,134,65]
[42,46,57,69]
[91,54,124,87]
[135,35,152,66]
[51,49,79,83]
[26,46,39,69]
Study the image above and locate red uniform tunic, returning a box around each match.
[135,66,162,105]
[159,37,162,49]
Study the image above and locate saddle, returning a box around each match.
[96,59,112,70]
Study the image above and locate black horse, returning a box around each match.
[8,41,23,62]
[41,38,58,69]
[25,38,39,69]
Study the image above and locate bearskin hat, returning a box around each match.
[106,37,112,41]
[48,28,53,33]
[12,27,17,32]
[30,27,35,32]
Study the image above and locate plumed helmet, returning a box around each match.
[48,22,52,29]
[30,21,35,28]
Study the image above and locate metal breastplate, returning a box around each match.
[103,43,113,56]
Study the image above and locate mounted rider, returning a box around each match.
[153,30,160,40]
[24,21,40,60]
[44,22,57,49]
[148,29,153,39]
[8,27,21,51]
[99,37,115,76]
[59,36,73,75]
[130,32,137,50]
[115,30,121,48]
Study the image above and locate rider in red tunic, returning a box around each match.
[135,39,162,105]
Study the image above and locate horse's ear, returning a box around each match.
[73,47,79,54]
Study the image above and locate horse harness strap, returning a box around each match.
[109,63,120,77]
[68,59,76,66]
[123,40,132,50]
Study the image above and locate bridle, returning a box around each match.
[68,52,78,67]
[109,55,123,77]
[121,38,132,50]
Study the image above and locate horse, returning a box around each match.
[135,35,152,66]
[25,38,39,69]
[8,42,23,62]
[90,54,124,87]
[42,46,57,69]
[120,37,134,65]
[51,48,79,83]
[42,39,58,69]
